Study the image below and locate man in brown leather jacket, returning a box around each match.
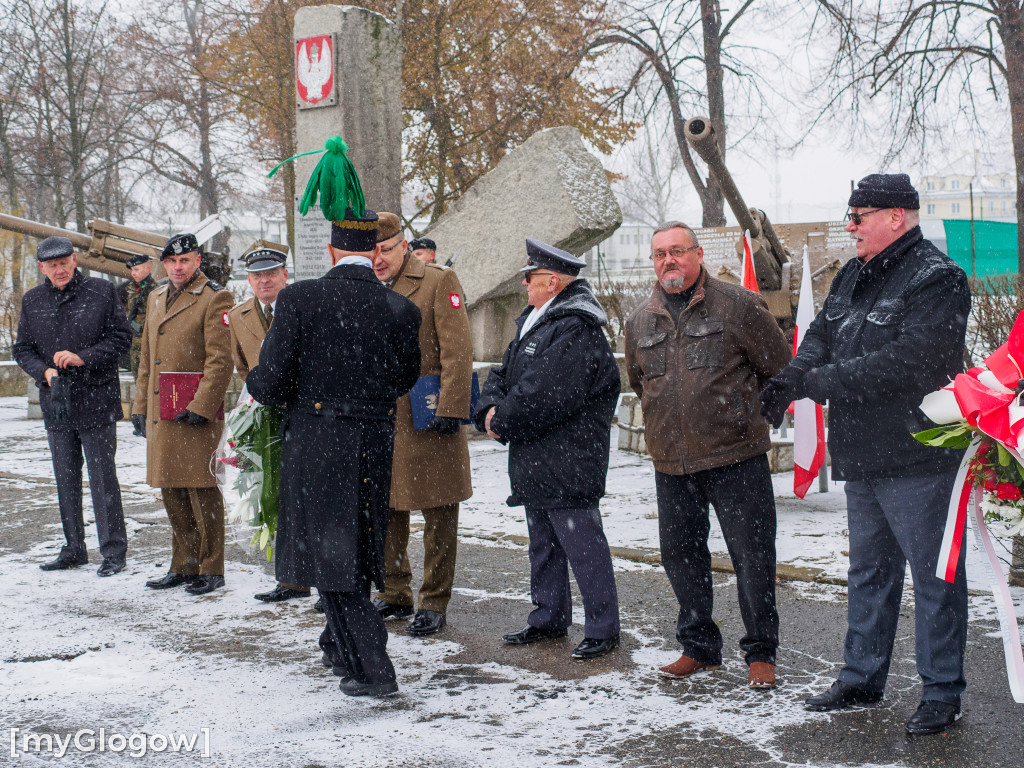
[625,221,790,689]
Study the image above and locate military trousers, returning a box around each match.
[47,424,127,562]
[160,486,225,576]
[655,454,779,666]
[378,504,459,613]
[319,584,397,686]
[525,506,620,640]
[840,471,967,704]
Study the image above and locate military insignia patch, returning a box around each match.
[449,293,461,309]
[222,312,230,326]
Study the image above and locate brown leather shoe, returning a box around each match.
[748,662,777,689]
[658,654,720,680]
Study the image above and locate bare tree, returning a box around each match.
[810,0,1024,272]
[616,120,687,227]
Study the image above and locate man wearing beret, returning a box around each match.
[247,205,421,698]
[409,237,437,264]
[116,254,157,377]
[228,246,311,604]
[14,236,132,575]
[625,222,790,690]
[132,233,234,596]
[371,213,473,637]
[475,239,621,660]
[760,174,972,735]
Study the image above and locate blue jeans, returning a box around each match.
[840,471,967,704]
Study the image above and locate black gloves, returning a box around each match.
[424,415,462,434]
[173,409,209,426]
[759,365,807,428]
[131,414,146,437]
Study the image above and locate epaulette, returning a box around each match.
[425,263,449,272]
[206,280,224,291]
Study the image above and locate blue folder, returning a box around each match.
[409,372,480,430]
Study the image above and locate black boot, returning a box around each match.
[905,700,961,735]
[804,680,883,712]
[40,550,88,571]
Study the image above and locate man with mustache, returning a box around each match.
[625,221,790,689]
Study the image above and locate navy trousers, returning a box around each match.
[46,423,127,562]
[839,471,967,704]
[525,506,620,640]
[319,584,397,686]
[656,454,779,665]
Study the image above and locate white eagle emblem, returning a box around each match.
[297,39,332,103]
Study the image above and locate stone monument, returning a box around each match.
[292,5,401,280]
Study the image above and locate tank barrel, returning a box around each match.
[0,212,92,250]
[684,118,758,236]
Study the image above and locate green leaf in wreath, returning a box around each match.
[998,444,1012,467]
[912,424,972,450]
[259,526,271,550]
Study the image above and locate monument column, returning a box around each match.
[292,5,401,280]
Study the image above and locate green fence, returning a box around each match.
[943,219,1018,276]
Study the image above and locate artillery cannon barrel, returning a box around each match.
[683,117,759,236]
[0,212,92,250]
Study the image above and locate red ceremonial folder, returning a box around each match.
[159,371,225,421]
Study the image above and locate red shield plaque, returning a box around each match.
[296,35,335,108]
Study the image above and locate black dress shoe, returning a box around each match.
[40,551,88,571]
[340,678,398,697]
[372,597,414,620]
[254,584,311,602]
[905,700,961,735]
[145,572,197,589]
[406,610,446,637]
[185,574,225,595]
[313,596,325,613]
[96,558,126,577]
[502,624,569,645]
[805,680,883,712]
[572,635,619,660]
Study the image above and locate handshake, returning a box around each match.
[758,365,823,428]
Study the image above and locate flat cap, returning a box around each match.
[409,237,436,252]
[520,238,586,277]
[848,173,920,210]
[244,248,287,273]
[161,233,200,259]
[125,254,150,269]
[36,236,74,262]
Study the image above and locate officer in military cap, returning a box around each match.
[227,245,312,604]
[14,236,132,575]
[409,237,437,264]
[474,239,621,660]
[116,254,157,377]
[132,232,234,596]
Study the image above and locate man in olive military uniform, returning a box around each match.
[117,254,157,376]
[228,246,311,604]
[132,233,234,596]
[409,237,437,264]
[371,213,473,637]
[14,236,132,576]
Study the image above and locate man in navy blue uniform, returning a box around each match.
[247,208,421,698]
[474,239,621,660]
[14,236,132,576]
[761,174,972,735]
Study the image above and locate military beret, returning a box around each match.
[520,238,586,277]
[125,254,150,269]
[36,236,75,262]
[331,208,378,253]
[244,248,287,273]
[409,237,436,252]
[161,232,200,260]
[376,212,403,242]
[848,173,920,210]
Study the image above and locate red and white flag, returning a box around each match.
[793,245,826,498]
[741,230,759,293]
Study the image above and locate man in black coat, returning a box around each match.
[761,174,972,736]
[13,236,132,575]
[474,239,621,660]
[247,209,421,698]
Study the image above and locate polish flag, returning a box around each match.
[793,245,826,498]
[741,231,759,293]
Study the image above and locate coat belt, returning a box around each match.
[295,398,396,421]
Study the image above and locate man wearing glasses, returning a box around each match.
[624,221,790,689]
[760,174,971,735]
